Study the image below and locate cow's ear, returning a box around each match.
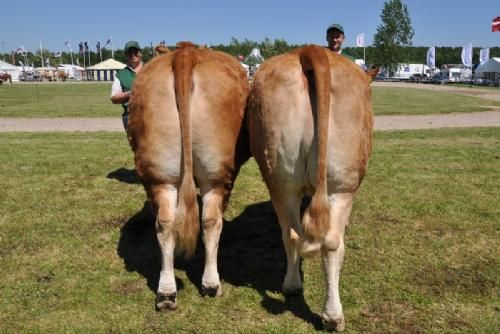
[154,45,170,56]
[366,66,380,83]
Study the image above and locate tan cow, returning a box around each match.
[127,42,250,310]
[247,45,374,331]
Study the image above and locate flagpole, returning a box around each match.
[40,39,44,67]
[68,40,74,65]
[111,36,114,59]
[87,41,91,67]
[82,42,86,72]
[23,48,28,69]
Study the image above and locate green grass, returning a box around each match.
[0,83,118,117]
[1,83,500,117]
[372,86,500,115]
[0,128,498,333]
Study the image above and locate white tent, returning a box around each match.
[0,59,20,81]
[475,57,500,84]
[86,58,126,81]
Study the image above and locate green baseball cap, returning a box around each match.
[326,23,344,34]
[124,41,141,52]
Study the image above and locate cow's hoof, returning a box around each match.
[156,293,177,311]
[201,284,222,297]
[322,314,345,332]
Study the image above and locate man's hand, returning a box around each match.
[111,90,131,104]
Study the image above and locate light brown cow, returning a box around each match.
[247,45,374,331]
[127,42,250,310]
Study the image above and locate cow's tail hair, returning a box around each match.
[172,48,200,258]
[299,45,331,242]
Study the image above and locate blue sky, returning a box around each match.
[2,0,499,53]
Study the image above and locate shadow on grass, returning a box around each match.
[117,199,322,330]
[116,201,184,292]
[107,168,141,184]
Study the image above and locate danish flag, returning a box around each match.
[492,17,500,32]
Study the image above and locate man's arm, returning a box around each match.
[110,76,130,104]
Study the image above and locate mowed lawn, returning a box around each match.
[0,83,117,117]
[0,128,498,333]
[1,82,500,117]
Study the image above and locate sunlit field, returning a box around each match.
[0,128,498,333]
[1,82,500,117]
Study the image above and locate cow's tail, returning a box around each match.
[172,48,200,258]
[299,45,331,243]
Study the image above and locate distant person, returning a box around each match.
[111,41,143,131]
[326,23,354,61]
[237,55,250,78]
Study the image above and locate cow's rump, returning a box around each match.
[127,44,250,310]
[247,45,374,331]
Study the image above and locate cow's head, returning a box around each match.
[366,66,380,83]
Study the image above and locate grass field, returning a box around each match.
[0,128,498,333]
[1,83,500,117]
[0,83,116,117]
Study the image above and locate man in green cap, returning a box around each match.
[326,23,354,61]
[111,41,143,131]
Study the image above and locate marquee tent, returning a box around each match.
[0,59,20,81]
[86,58,126,81]
[475,57,500,84]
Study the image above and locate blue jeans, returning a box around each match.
[122,111,128,131]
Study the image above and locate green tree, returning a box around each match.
[372,0,414,72]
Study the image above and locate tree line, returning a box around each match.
[3,40,498,69]
[2,0,497,69]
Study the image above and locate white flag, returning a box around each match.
[461,43,472,67]
[426,47,435,68]
[356,33,365,47]
[479,48,489,63]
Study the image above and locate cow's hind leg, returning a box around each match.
[272,191,303,295]
[151,184,179,311]
[321,193,353,332]
[200,187,224,297]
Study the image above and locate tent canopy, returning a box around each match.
[476,57,500,73]
[87,58,126,70]
[0,60,17,71]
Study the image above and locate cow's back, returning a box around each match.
[128,48,250,189]
[248,48,373,195]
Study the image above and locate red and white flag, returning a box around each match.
[356,33,365,47]
[492,16,500,32]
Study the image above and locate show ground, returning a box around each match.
[1,82,500,132]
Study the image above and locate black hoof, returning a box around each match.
[155,293,177,311]
[201,285,222,297]
[283,287,303,297]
